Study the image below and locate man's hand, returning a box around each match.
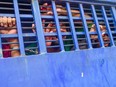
[0,17,16,34]
[0,16,20,57]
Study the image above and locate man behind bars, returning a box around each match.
[90,24,110,47]
[0,17,20,57]
[40,3,110,48]
[0,3,110,57]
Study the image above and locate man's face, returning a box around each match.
[32,20,67,46]
[90,24,110,47]
[44,22,67,46]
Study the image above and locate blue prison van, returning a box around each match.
[0,0,116,87]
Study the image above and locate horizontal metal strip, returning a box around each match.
[77,38,87,40]
[41,15,95,20]
[0,14,15,17]
[22,27,33,29]
[19,9,32,11]
[47,45,60,48]
[25,47,38,50]
[18,3,31,6]
[2,42,19,44]
[3,48,19,51]
[23,33,36,37]
[24,41,38,44]
[43,26,70,29]
[21,21,34,23]
[0,32,115,38]
[98,17,113,20]
[62,0,116,7]
[0,14,33,18]
[104,41,110,44]
[44,32,72,36]
[1,31,115,38]
[20,14,33,18]
[0,7,14,10]
[46,40,58,42]
[113,37,116,39]
[0,33,36,38]
[0,2,13,5]
[78,43,87,45]
[91,42,100,45]
[111,31,116,34]
[64,44,74,47]
[0,34,18,38]
[63,38,73,41]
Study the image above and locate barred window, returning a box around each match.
[0,0,116,58]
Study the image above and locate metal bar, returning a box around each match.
[0,37,3,58]
[91,5,104,47]
[101,6,115,47]
[60,0,116,7]
[32,0,47,53]
[0,34,18,38]
[66,2,79,51]
[2,42,19,44]
[52,1,65,51]
[18,3,31,6]
[13,0,25,56]
[19,9,31,11]
[0,14,33,18]
[20,14,33,18]
[111,7,116,32]
[97,17,113,20]
[0,7,14,10]
[0,2,13,4]
[79,4,92,49]
[0,14,15,17]
[41,15,94,20]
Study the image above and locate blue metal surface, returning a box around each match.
[13,0,25,56]
[0,36,3,58]
[101,6,115,47]
[91,5,104,47]
[111,7,116,31]
[66,2,79,50]
[32,0,47,53]
[0,47,116,87]
[52,1,65,51]
[79,4,92,49]
[97,0,116,3]
[0,0,116,87]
